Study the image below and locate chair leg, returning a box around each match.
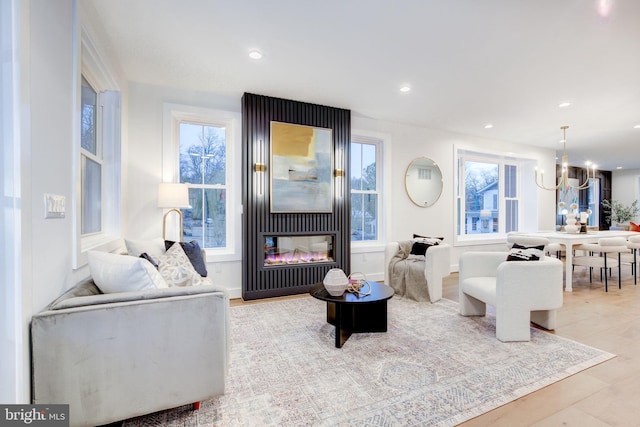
[618,253,622,289]
[604,255,608,292]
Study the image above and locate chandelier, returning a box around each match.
[535,125,596,191]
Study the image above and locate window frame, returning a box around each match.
[73,27,122,269]
[162,103,241,262]
[455,148,526,246]
[350,133,386,251]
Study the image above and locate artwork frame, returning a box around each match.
[270,121,334,213]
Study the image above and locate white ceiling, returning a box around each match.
[86,0,640,171]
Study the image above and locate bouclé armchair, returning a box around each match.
[459,251,563,342]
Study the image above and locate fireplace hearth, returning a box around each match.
[264,235,334,267]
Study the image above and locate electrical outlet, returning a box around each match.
[44,194,66,219]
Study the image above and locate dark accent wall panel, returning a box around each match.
[555,164,612,229]
[242,93,351,300]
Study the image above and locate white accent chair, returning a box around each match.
[385,240,451,302]
[459,248,563,342]
[623,235,640,284]
[572,237,629,292]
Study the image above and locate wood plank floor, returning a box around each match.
[231,265,640,426]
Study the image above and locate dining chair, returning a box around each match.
[620,235,640,285]
[572,237,629,292]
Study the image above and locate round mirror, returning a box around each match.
[405,157,443,207]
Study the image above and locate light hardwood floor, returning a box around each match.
[452,266,640,426]
[231,265,640,426]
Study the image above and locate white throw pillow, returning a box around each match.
[157,242,208,287]
[88,251,168,293]
[124,237,166,259]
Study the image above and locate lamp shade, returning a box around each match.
[158,183,190,208]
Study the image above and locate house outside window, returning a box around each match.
[350,138,381,242]
[456,149,522,242]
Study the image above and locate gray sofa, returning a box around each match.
[31,280,229,427]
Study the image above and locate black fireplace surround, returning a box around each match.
[241,93,351,300]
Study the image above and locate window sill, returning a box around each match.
[75,234,124,269]
[350,242,385,253]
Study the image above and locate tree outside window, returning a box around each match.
[179,122,227,248]
[351,141,379,242]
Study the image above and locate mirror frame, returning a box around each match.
[404,157,443,207]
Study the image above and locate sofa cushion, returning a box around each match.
[48,280,102,309]
[158,242,210,287]
[460,277,497,306]
[88,251,168,293]
[125,237,166,259]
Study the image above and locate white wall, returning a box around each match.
[350,114,558,274]
[612,168,640,223]
[125,82,244,297]
[124,84,559,295]
[13,1,560,402]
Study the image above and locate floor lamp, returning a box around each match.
[158,183,190,241]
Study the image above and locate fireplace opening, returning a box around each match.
[264,234,334,266]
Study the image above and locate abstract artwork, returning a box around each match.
[270,121,333,213]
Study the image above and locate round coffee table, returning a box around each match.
[310,281,394,348]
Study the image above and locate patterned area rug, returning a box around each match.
[124,297,614,426]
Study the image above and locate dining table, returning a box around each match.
[521,230,638,291]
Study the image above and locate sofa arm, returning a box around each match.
[424,243,451,301]
[496,257,563,307]
[384,242,400,285]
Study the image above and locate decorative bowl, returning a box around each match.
[323,268,348,296]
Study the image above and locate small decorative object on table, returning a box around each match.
[564,203,579,233]
[347,272,372,296]
[323,268,349,296]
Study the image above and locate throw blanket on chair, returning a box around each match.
[388,240,431,302]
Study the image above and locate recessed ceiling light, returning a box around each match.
[558,102,571,108]
[399,85,411,93]
[634,124,640,129]
[484,124,493,129]
[616,166,623,170]
[248,49,263,60]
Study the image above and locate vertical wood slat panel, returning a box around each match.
[242,93,351,300]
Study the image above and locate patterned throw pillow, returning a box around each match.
[164,240,208,277]
[158,243,208,287]
[506,243,545,261]
[410,237,442,256]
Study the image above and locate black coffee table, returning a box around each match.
[310,281,394,348]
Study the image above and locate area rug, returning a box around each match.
[123,297,614,426]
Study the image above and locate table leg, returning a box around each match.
[564,242,573,292]
[333,303,351,348]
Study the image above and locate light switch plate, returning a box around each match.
[44,194,65,219]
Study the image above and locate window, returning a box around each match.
[74,28,122,268]
[179,122,227,248]
[80,76,102,235]
[350,138,381,242]
[456,149,523,242]
[163,104,240,260]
